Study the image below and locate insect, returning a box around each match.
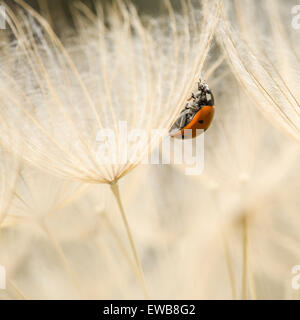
[169,79,215,139]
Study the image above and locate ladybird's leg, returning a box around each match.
[169,112,185,134]
[186,113,193,123]
[210,92,214,106]
[206,90,214,106]
[179,113,187,129]
[187,93,194,101]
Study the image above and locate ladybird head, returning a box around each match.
[198,78,210,92]
[197,78,214,106]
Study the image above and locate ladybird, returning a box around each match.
[169,79,215,139]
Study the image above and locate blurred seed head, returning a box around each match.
[218,0,300,142]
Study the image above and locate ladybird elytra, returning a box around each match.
[170,105,215,139]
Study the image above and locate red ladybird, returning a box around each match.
[169,79,215,139]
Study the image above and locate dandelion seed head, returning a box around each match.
[0,0,221,183]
